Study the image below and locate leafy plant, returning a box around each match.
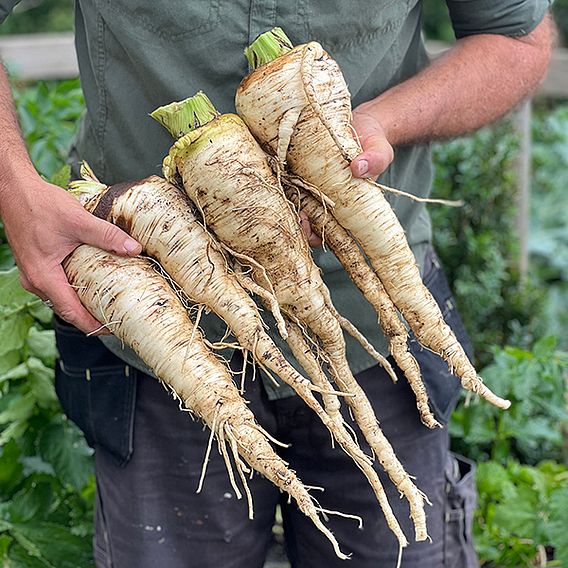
[530,104,568,348]
[431,124,545,366]
[450,338,568,566]
[451,337,568,465]
[0,78,92,566]
[11,80,84,180]
[475,460,568,567]
[0,268,95,566]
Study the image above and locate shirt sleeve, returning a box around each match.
[0,0,22,26]
[445,0,552,39]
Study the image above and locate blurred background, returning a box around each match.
[0,1,567,566]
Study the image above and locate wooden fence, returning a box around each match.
[1,33,567,277]
[1,33,567,96]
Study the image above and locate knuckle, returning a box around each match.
[57,307,81,327]
[67,207,88,232]
[100,222,121,251]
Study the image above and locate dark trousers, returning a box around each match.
[55,251,479,568]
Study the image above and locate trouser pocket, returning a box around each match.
[444,452,479,568]
[54,316,138,467]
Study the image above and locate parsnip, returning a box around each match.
[152,93,428,542]
[235,28,510,412]
[70,169,408,546]
[285,183,440,429]
[63,244,348,559]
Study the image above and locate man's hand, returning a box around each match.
[0,65,142,334]
[1,173,142,335]
[298,106,394,245]
[350,106,394,179]
[298,210,322,248]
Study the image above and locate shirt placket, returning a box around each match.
[248,0,277,45]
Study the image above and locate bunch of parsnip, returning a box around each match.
[63,27,510,560]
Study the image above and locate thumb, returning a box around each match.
[81,214,142,256]
[350,134,394,179]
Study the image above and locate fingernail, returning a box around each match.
[356,159,368,177]
[124,238,140,253]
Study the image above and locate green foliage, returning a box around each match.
[0,79,93,565]
[548,486,568,568]
[475,460,568,567]
[451,337,568,464]
[450,339,568,566]
[0,0,74,36]
[553,0,568,45]
[530,104,568,348]
[0,268,95,566]
[10,80,84,180]
[431,123,545,366]
[434,110,568,565]
[421,0,455,43]
[432,105,568,362]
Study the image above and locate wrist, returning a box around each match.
[355,97,400,147]
[0,161,44,219]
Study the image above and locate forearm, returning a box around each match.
[0,62,41,213]
[358,15,554,147]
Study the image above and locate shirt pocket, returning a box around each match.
[304,0,415,51]
[92,0,221,43]
[54,317,138,467]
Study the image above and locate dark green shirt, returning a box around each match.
[1,0,550,398]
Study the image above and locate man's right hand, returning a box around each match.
[0,173,142,335]
[350,104,394,179]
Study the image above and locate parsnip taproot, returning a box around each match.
[285,183,440,429]
[63,244,347,559]
[152,93,428,542]
[235,27,510,412]
[70,168,408,546]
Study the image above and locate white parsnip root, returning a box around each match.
[63,245,348,559]
[285,183,441,429]
[235,27,510,412]
[152,93,427,543]
[70,167,408,548]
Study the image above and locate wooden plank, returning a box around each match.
[0,33,567,98]
[516,100,532,281]
[0,32,78,80]
[543,47,568,99]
